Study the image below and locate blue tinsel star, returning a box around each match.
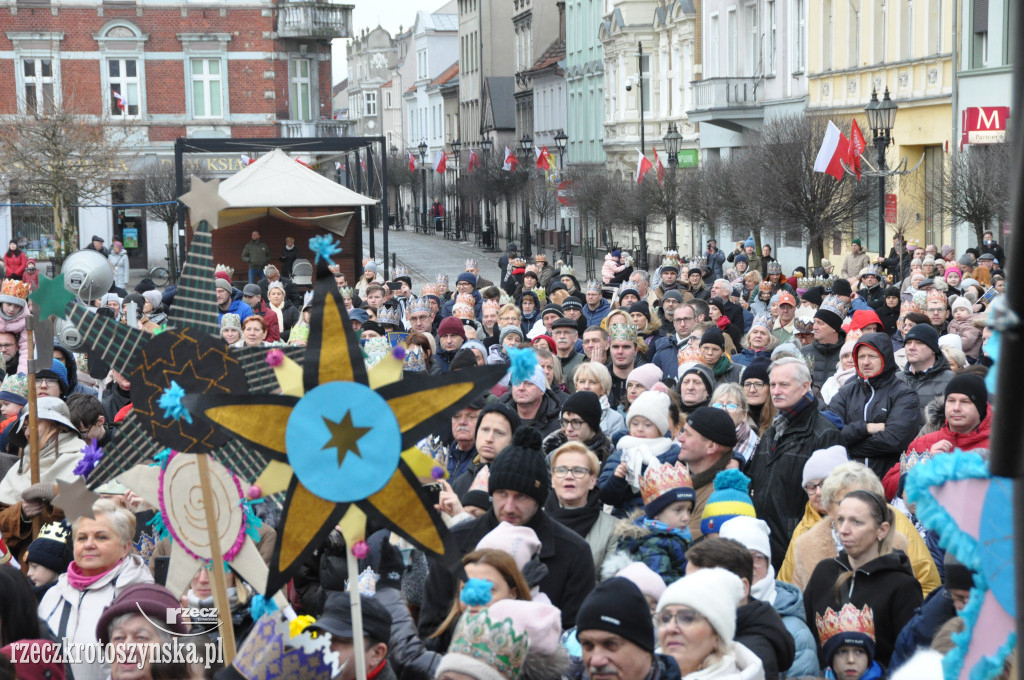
[158,381,193,424]
[309,235,343,266]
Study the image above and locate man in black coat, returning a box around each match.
[417,427,595,635]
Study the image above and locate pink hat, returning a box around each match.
[945,267,963,281]
[627,363,663,391]
[616,562,666,603]
[487,600,563,655]
[476,522,541,573]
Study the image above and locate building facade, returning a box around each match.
[457,0,514,146]
[565,0,608,165]
[345,26,399,137]
[402,5,458,160]
[513,0,563,141]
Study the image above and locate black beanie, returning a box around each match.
[562,391,602,435]
[475,402,522,437]
[26,523,73,574]
[830,279,852,297]
[814,307,844,334]
[904,323,940,356]
[945,373,988,419]
[686,406,738,448]
[741,356,772,385]
[576,578,655,653]
[802,286,824,307]
[488,427,550,506]
[944,552,974,591]
[700,327,725,349]
[628,300,651,321]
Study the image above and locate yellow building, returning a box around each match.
[807,0,953,257]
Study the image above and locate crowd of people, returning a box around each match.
[0,230,1012,680]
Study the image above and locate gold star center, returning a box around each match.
[322,411,372,467]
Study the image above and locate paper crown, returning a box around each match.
[0,279,31,304]
[436,273,450,286]
[465,259,479,270]
[560,265,575,277]
[819,294,851,319]
[687,257,706,272]
[609,322,638,342]
[377,306,402,327]
[815,604,876,645]
[900,450,934,476]
[36,521,71,544]
[766,261,783,275]
[456,293,475,307]
[230,612,340,680]
[524,265,538,276]
[403,344,426,372]
[447,609,529,680]
[407,297,433,315]
[499,291,514,306]
[861,264,882,279]
[421,284,439,297]
[289,324,310,344]
[677,344,702,365]
[661,254,680,271]
[617,282,640,298]
[215,263,234,278]
[339,286,354,298]
[927,289,948,305]
[751,314,773,332]
[453,303,475,319]
[346,566,379,596]
[511,258,526,268]
[640,462,694,506]
[0,372,28,400]
[393,265,410,280]
[469,466,490,493]
[363,337,393,369]
[793,314,815,333]
[585,280,601,293]
[482,299,501,311]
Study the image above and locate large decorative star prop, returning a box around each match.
[52,477,100,521]
[30,274,75,319]
[188,271,505,594]
[179,176,229,228]
[906,452,1016,680]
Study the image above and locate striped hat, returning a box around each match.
[700,469,756,535]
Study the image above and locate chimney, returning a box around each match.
[558,2,566,42]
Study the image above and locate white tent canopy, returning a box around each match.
[206,148,378,235]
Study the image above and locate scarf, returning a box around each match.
[750,566,778,605]
[268,300,286,332]
[733,422,759,462]
[66,559,121,591]
[640,517,692,542]
[690,449,732,491]
[710,354,734,378]
[771,391,816,439]
[544,490,604,538]
[616,436,677,492]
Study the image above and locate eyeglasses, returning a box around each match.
[0,343,15,350]
[657,609,704,628]
[943,589,970,608]
[743,381,767,390]
[712,402,741,412]
[803,481,824,494]
[552,466,591,478]
[36,378,56,387]
[560,417,586,430]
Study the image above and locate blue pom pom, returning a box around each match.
[713,469,751,492]
[250,593,279,620]
[309,235,343,266]
[507,346,538,386]
[158,381,193,424]
[460,578,493,607]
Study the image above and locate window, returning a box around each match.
[365,91,377,116]
[190,58,222,118]
[727,10,738,76]
[928,0,942,53]
[767,0,777,74]
[21,58,56,114]
[849,5,861,66]
[108,58,140,116]
[639,53,650,113]
[709,14,720,78]
[793,0,805,72]
[875,0,888,64]
[972,0,988,67]
[417,49,427,79]
[746,4,758,75]
[902,0,914,60]
[289,58,312,120]
[386,91,392,109]
[823,0,833,70]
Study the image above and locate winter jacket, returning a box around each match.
[771,581,820,678]
[731,347,772,369]
[840,251,871,279]
[708,356,744,384]
[108,250,130,289]
[946,316,984,358]
[889,586,958,671]
[602,254,627,284]
[583,298,611,326]
[38,555,154,680]
[417,509,596,635]
[498,388,565,436]
[542,429,614,466]
[801,333,847,391]
[704,249,727,281]
[597,437,682,515]
[896,353,954,420]
[777,502,823,585]
[876,302,901,336]
[785,513,940,597]
[905,405,992,456]
[803,551,922,667]
[859,282,886,310]
[241,239,271,269]
[652,335,685,379]
[745,396,842,569]
[279,245,298,277]
[827,333,921,479]
[735,599,796,680]
[0,307,29,374]
[218,298,253,324]
[377,586,441,680]
[3,250,26,278]
[569,652,683,680]
[601,513,692,586]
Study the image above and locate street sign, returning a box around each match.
[557,180,575,206]
[885,194,897,223]
[678,149,699,168]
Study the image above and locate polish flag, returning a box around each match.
[295,158,312,169]
[335,162,343,171]
[240,154,255,166]
[112,90,126,112]
[502,146,519,172]
[467,149,480,173]
[360,158,367,172]
[849,119,866,181]
[635,150,654,184]
[535,146,555,171]
[813,121,851,182]
[654,148,666,187]
[433,151,447,173]
[409,152,418,172]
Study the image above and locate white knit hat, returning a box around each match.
[801,445,849,487]
[950,295,973,312]
[627,390,671,436]
[719,516,772,559]
[141,289,162,310]
[939,334,963,351]
[656,567,745,645]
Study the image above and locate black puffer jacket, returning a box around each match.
[735,599,796,680]
[896,351,954,420]
[801,332,847,392]
[827,333,921,479]
[498,388,566,436]
[746,395,842,569]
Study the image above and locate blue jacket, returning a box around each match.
[773,581,821,677]
[582,298,611,326]
[889,586,956,670]
[597,440,682,515]
[218,299,253,324]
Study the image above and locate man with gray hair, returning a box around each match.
[629,270,658,306]
[744,357,842,568]
[710,278,744,346]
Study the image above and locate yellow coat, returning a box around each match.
[777,501,940,597]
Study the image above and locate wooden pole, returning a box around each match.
[196,453,237,664]
[25,325,40,539]
[346,546,368,680]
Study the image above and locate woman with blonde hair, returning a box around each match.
[535,347,565,393]
[573,362,626,436]
[710,383,759,462]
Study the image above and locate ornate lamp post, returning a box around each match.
[418,140,428,232]
[518,134,533,258]
[481,137,494,250]
[553,129,569,262]
[663,123,682,252]
[389,144,401,229]
[864,88,898,257]
[450,138,462,240]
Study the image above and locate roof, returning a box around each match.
[332,79,349,97]
[428,61,459,88]
[382,79,393,88]
[431,13,458,31]
[219,149,376,210]
[526,39,565,74]
[484,77,516,130]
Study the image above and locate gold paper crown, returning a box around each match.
[215,263,235,278]
[37,522,71,544]
[640,462,694,506]
[447,609,529,680]
[0,279,30,301]
[456,293,475,307]
[609,323,638,342]
[815,604,876,645]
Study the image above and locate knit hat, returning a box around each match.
[562,391,602,435]
[615,563,667,605]
[884,285,901,299]
[438,316,467,339]
[815,295,847,333]
[945,373,988,419]
[540,303,564,319]
[36,359,68,392]
[740,356,771,386]
[533,334,556,353]
[626,390,671,436]
[802,286,824,307]
[680,363,715,398]
[0,372,28,406]
[903,322,940,355]
[700,327,725,350]
[456,272,478,287]
[943,552,974,592]
[830,278,853,297]
[488,427,550,506]
[96,584,188,644]
[700,469,756,535]
[25,521,72,573]
[214,277,232,294]
[951,295,973,313]
[802,445,849,487]
[576,578,655,652]
[361,321,386,337]
[685,406,736,448]
[816,604,877,668]
[656,567,745,645]
[641,462,695,519]
[719,516,771,561]
[733,253,748,264]
[627,364,663,391]
[0,279,30,307]
[628,301,651,321]
[939,334,962,351]
[476,522,541,574]
[560,297,583,313]
[662,290,684,303]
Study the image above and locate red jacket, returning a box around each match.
[3,251,26,278]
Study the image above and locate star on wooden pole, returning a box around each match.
[179,176,228,228]
[53,477,100,520]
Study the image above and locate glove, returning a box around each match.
[520,555,549,589]
[21,482,57,504]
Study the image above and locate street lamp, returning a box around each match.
[864,87,898,257]
[418,140,429,233]
[480,137,494,250]
[389,144,400,228]
[451,138,462,240]
[663,123,682,252]
[518,134,533,258]
[553,129,569,262]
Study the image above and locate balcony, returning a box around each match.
[277,2,354,40]
[687,77,764,133]
[280,120,350,138]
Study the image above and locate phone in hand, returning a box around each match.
[423,482,444,505]
[386,281,403,291]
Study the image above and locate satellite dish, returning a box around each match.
[61,249,114,302]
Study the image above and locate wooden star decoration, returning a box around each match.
[53,477,100,521]
[179,176,228,228]
[30,275,75,320]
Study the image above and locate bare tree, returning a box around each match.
[607,176,660,268]
[646,166,685,255]
[677,158,732,247]
[0,103,139,264]
[129,160,210,271]
[565,166,614,262]
[723,149,774,254]
[949,143,1010,245]
[530,173,559,233]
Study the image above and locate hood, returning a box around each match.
[772,581,806,619]
[51,341,80,392]
[736,599,796,667]
[850,309,883,332]
[853,332,897,383]
[840,548,915,576]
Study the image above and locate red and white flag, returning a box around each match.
[849,119,866,181]
[360,158,367,172]
[535,145,555,171]
[813,121,851,182]
[654,148,666,187]
[295,158,312,169]
[502,146,519,172]
[433,151,447,173]
[467,149,480,173]
[635,149,654,184]
[409,152,418,172]
[112,90,126,112]
[240,154,255,166]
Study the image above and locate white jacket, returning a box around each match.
[39,555,154,680]
[682,643,765,680]
[108,250,130,289]
[0,433,87,505]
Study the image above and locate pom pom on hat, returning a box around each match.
[700,469,756,535]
